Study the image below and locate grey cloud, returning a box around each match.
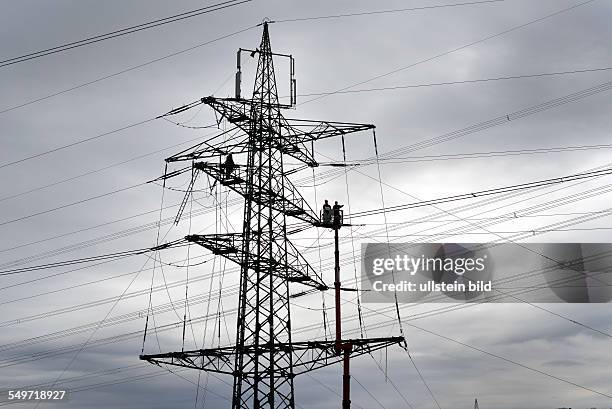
[2,0,612,408]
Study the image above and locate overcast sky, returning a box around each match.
[1,0,612,408]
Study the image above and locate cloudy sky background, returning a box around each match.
[1,0,612,408]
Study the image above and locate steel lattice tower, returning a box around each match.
[141,22,404,408]
[234,22,295,407]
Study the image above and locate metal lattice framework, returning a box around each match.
[141,22,404,409]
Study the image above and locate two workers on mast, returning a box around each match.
[322,199,343,227]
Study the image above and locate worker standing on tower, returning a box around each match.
[223,153,235,179]
[322,200,332,225]
[333,201,344,227]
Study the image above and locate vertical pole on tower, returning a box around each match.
[342,343,353,409]
[334,221,342,352]
[332,205,352,408]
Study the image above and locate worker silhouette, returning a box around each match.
[322,200,332,224]
[333,201,343,226]
[223,153,235,179]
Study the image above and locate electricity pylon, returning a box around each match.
[140,22,404,408]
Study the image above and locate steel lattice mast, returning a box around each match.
[233,21,295,407]
[141,22,404,408]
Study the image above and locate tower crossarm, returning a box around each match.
[282,118,375,142]
[164,127,251,164]
[278,118,375,166]
[139,337,404,377]
[200,97,258,133]
[290,337,405,374]
[140,346,236,376]
[192,161,320,226]
[164,96,295,137]
[162,98,374,168]
[185,233,327,290]
[186,233,242,256]
[185,97,375,168]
